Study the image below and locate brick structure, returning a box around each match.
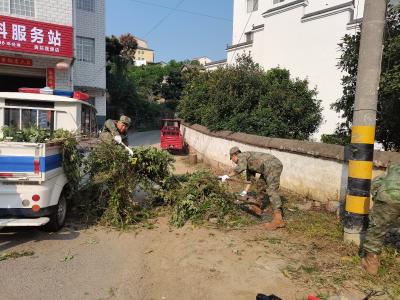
[0,0,106,127]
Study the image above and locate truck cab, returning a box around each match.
[0,91,97,231]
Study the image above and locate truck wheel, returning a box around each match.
[43,193,67,232]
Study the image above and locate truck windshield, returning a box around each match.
[4,100,55,131]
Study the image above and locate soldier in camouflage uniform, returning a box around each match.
[361,163,400,275]
[222,146,285,231]
[100,115,131,146]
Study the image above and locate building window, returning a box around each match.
[247,0,258,13]
[273,0,285,4]
[245,32,253,43]
[10,0,35,17]
[77,36,95,63]
[77,0,94,12]
[88,97,95,107]
[0,0,9,13]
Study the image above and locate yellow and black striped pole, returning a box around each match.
[344,126,375,243]
[343,0,387,244]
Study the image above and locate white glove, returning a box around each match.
[114,135,122,144]
[127,147,133,157]
[239,190,247,197]
[218,175,230,182]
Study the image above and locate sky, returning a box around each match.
[106,0,233,62]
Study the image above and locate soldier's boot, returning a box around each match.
[247,204,263,216]
[245,197,264,216]
[264,209,285,231]
[361,252,380,275]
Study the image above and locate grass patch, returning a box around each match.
[60,252,74,262]
[281,200,400,298]
[0,250,34,261]
[301,264,320,274]
[286,209,343,242]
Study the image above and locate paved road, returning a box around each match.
[129,130,160,147]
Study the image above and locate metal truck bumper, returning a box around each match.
[0,217,50,227]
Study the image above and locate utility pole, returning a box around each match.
[343,0,388,244]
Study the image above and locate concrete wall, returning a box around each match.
[35,0,73,26]
[181,123,400,204]
[232,0,268,45]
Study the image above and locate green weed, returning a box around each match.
[0,250,34,261]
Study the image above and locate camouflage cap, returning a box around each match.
[119,115,131,127]
[229,146,241,157]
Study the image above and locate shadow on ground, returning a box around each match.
[0,217,81,252]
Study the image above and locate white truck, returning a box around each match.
[0,91,97,231]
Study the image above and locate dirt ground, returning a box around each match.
[0,131,398,300]
[0,156,365,300]
[0,218,307,300]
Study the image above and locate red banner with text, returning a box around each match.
[46,68,55,89]
[0,15,73,58]
[0,55,32,66]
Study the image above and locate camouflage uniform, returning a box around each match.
[100,119,129,146]
[363,163,400,255]
[234,152,283,210]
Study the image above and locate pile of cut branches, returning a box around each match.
[1,125,51,143]
[81,142,174,228]
[165,171,251,228]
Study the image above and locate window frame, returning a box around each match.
[76,36,95,63]
[77,0,95,12]
[10,0,35,17]
[0,0,10,14]
[0,0,36,17]
[245,32,254,43]
[4,106,55,132]
[247,0,258,13]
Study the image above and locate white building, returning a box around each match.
[0,0,106,127]
[204,59,227,71]
[192,56,212,66]
[227,0,367,137]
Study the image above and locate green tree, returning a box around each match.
[178,55,323,140]
[105,34,152,127]
[106,34,137,68]
[128,60,192,112]
[160,60,185,101]
[106,35,122,63]
[119,33,138,65]
[331,4,400,150]
[128,63,166,100]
